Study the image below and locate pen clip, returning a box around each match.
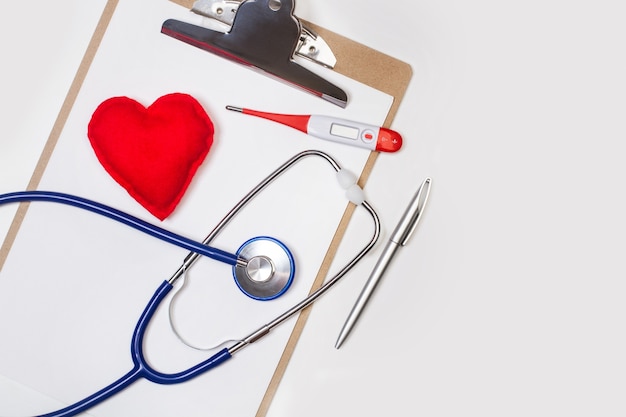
[392,177,432,246]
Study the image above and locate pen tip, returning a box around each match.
[225,105,243,112]
[334,335,345,349]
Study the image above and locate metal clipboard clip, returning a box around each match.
[162,0,348,107]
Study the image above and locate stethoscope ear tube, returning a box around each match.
[228,199,381,355]
[166,149,376,352]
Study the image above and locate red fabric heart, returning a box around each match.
[88,93,214,220]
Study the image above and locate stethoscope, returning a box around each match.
[0,150,380,417]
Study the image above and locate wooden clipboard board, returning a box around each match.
[0,1,411,415]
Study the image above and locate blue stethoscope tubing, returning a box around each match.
[0,191,240,266]
[38,281,231,417]
[0,150,381,417]
[0,193,236,417]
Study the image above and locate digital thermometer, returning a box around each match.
[226,105,403,152]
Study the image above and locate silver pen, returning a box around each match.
[335,177,432,348]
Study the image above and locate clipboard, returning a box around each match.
[0,1,411,415]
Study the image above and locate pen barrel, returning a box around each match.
[336,177,431,348]
[344,241,400,326]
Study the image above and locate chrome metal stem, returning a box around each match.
[168,150,341,286]
[228,200,380,355]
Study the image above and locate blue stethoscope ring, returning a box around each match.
[232,236,295,300]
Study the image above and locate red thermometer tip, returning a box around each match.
[226,105,310,134]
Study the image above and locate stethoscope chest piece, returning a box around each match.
[233,236,295,300]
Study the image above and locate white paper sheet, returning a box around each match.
[0,1,392,416]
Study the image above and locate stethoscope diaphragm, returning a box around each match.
[232,236,295,300]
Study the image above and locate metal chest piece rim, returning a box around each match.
[233,236,295,300]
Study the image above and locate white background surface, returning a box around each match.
[1,1,625,416]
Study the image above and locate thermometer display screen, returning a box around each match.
[330,123,359,140]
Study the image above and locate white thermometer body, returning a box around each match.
[226,106,403,152]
